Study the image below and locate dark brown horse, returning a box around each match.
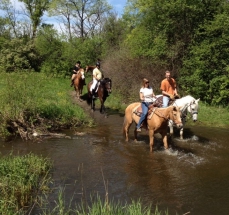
[73,68,85,100]
[87,78,112,113]
[123,103,183,152]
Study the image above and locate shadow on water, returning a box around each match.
[1,108,229,215]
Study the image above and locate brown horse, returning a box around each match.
[73,68,85,100]
[123,103,183,152]
[85,65,96,74]
[87,78,112,113]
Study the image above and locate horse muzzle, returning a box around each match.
[176,122,183,129]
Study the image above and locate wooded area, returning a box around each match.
[1,0,229,106]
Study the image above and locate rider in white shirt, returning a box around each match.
[136,78,156,132]
[90,62,102,98]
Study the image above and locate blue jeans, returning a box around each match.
[162,96,169,107]
[136,102,151,129]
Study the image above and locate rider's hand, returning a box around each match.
[175,94,180,99]
[169,94,175,100]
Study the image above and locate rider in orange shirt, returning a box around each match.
[160,70,178,107]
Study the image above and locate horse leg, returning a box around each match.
[180,127,184,140]
[133,126,139,142]
[100,98,104,114]
[91,98,95,111]
[160,130,169,150]
[123,117,132,142]
[168,120,174,136]
[180,119,185,139]
[148,129,154,152]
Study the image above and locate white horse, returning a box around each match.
[156,95,200,139]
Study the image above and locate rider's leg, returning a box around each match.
[90,79,98,98]
[70,74,76,87]
[136,102,149,131]
[162,96,169,107]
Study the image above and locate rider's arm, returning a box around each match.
[139,92,144,101]
[174,88,178,95]
[162,90,171,97]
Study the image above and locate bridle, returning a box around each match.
[173,100,198,121]
[153,107,182,125]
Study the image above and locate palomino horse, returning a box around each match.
[123,103,183,152]
[73,68,85,100]
[155,95,200,139]
[87,78,112,113]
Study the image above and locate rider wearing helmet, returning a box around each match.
[71,61,81,87]
[90,62,102,98]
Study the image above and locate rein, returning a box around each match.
[152,107,182,125]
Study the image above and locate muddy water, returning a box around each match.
[1,110,229,215]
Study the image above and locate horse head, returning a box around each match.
[79,69,85,80]
[169,106,183,129]
[103,78,112,94]
[187,98,200,122]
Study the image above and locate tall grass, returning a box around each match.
[42,192,168,215]
[0,72,93,139]
[0,153,52,215]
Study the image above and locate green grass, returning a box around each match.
[42,191,168,215]
[186,101,229,128]
[0,72,94,139]
[0,153,52,215]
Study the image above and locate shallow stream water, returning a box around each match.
[1,109,229,215]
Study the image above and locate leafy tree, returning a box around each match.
[48,0,112,40]
[0,38,40,72]
[19,0,51,38]
[180,2,229,105]
[0,0,19,37]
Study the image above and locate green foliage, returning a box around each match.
[18,0,51,38]
[35,25,69,76]
[180,3,229,105]
[0,153,52,214]
[0,38,40,72]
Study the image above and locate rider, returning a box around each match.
[71,61,81,87]
[136,78,156,132]
[160,70,178,107]
[71,61,86,87]
[90,62,102,98]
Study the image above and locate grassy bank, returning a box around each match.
[0,153,52,214]
[0,72,93,140]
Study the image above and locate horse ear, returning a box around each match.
[196,98,200,102]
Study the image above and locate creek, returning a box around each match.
[1,108,229,215]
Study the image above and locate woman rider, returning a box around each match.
[136,78,156,132]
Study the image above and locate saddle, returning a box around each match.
[133,96,177,117]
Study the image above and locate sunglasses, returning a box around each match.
[145,82,149,84]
